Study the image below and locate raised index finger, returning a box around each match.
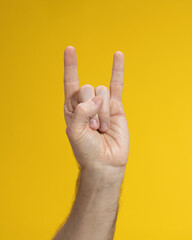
[110,51,124,101]
[64,46,79,102]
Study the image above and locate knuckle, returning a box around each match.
[78,84,95,102]
[79,84,94,92]
[96,85,109,96]
[76,102,87,115]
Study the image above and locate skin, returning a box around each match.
[53,46,129,240]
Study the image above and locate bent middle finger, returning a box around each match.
[95,85,110,132]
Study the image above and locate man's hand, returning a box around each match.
[64,46,129,175]
[53,47,129,240]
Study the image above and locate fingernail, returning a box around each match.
[89,119,97,128]
[100,121,108,132]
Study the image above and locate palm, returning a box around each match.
[64,47,129,171]
[81,98,129,168]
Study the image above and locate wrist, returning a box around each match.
[76,166,124,209]
[80,164,125,187]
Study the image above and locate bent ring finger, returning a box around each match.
[78,84,100,130]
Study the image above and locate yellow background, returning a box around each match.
[1,0,192,239]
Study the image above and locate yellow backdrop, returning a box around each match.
[1,0,192,239]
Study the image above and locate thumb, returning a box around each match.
[69,96,103,133]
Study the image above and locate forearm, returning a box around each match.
[53,166,125,240]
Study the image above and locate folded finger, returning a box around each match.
[95,85,110,132]
[78,84,100,130]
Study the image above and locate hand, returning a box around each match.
[64,46,129,175]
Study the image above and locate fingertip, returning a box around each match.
[100,121,109,132]
[113,51,124,71]
[89,118,98,129]
[64,46,75,53]
[114,50,124,57]
[64,46,77,66]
